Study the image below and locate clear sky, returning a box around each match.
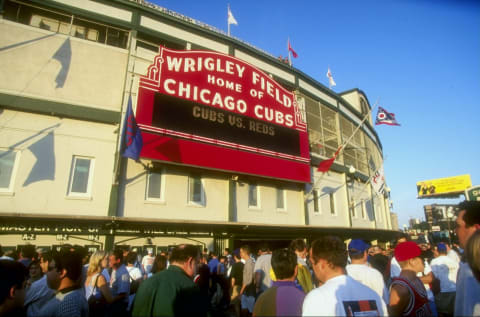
[151,0,480,228]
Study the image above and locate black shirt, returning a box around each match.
[230,261,244,286]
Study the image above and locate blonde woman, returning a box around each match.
[84,250,113,316]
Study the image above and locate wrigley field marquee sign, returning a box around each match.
[136,46,311,183]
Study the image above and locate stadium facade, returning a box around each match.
[0,0,399,254]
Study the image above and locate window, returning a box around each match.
[376,197,383,222]
[68,156,94,197]
[188,175,205,206]
[360,98,369,115]
[361,199,366,219]
[146,171,164,201]
[313,189,319,213]
[276,188,286,211]
[329,192,336,215]
[0,149,19,192]
[340,116,368,174]
[303,93,340,160]
[248,183,260,208]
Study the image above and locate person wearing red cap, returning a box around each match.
[389,241,431,316]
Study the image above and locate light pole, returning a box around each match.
[345,165,356,227]
[447,207,454,244]
[348,165,356,217]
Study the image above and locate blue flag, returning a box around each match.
[121,96,143,161]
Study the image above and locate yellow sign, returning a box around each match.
[417,174,472,198]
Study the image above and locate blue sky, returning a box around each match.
[151,0,480,228]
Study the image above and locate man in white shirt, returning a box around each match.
[446,243,460,263]
[302,236,387,316]
[431,242,458,316]
[254,244,272,295]
[454,201,480,316]
[346,239,389,304]
[126,252,143,311]
[141,249,155,276]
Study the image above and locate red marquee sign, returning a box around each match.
[136,46,310,183]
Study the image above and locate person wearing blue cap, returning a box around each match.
[430,242,458,316]
[346,239,389,305]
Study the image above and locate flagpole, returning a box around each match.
[227,4,231,36]
[287,38,292,66]
[328,65,332,89]
[327,66,330,89]
[305,98,380,200]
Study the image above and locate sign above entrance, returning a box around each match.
[137,46,311,183]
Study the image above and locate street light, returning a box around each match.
[447,207,454,243]
[348,165,356,175]
[346,165,356,227]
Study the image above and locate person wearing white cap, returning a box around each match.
[141,249,155,277]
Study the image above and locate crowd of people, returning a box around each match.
[0,200,479,317]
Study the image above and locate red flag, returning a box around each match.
[317,146,342,172]
[288,39,298,58]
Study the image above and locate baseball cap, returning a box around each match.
[348,239,370,255]
[437,243,447,253]
[395,241,422,262]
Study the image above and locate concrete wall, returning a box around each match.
[121,161,229,222]
[0,110,117,216]
[306,171,350,227]
[0,20,127,111]
[235,180,304,225]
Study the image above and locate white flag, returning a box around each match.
[228,6,238,26]
[326,67,336,88]
[370,165,386,195]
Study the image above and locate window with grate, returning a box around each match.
[340,116,368,174]
[3,1,128,49]
[303,93,340,160]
